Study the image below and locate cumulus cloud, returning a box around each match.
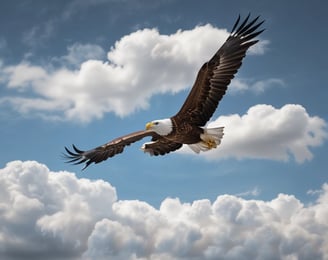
[181,104,327,163]
[1,160,328,260]
[0,24,267,123]
[0,160,116,260]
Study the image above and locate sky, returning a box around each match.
[0,0,328,259]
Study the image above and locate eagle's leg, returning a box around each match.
[200,126,224,149]
[204,138,217,149]
[188,126,224,153]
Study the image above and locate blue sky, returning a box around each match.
[1,1,328,259]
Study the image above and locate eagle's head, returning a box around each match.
[145,118,173,136]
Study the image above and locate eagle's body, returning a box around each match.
[160,118,203,144]
[64,15,265,169]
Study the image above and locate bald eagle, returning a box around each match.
[64,14,264,169]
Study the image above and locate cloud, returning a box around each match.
[307,188,323,196]
[234,187,260,198]
[3,62,48,89]
[23,20,56,48]
[181,104,327,163]
[0,160,116,260]
[61,0,112,20]
[229,78,285,95]
[52,43,106,67]
[1,24,267,123]
[1,160,328,260]
[21,0,111,48]
[248,39,270,55]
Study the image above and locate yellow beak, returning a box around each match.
[145,122,153,130]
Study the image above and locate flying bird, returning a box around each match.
[64,14,265,169]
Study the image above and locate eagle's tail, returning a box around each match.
[188,126,224,153]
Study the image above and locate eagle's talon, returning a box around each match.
[206,139,217,149]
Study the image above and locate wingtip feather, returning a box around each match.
[231,14,241,33]
[230,13,265,41]
[63,145,91,170]
[234,13,251,35]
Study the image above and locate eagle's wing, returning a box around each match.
[64,130,158,170]
[142,138,183,156]
[173,14,264,126]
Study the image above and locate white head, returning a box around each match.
[145,118,173,136]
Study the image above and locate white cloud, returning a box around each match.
[181,104,327,163]
[3,62,48,89]
[53,43,106,67]
[1,160,328,260]
[0,160,116,260]
[234,187,260,198]
[249,39,270,55]
[307,188,323,196]
[229,78,284,95]
[1,24,267,123]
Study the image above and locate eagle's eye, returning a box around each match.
[154,122,159,125]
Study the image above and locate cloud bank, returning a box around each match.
[180,104,327,163]
[1,160,328,260]
[0,24,268,123]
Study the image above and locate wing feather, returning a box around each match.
[143,138,183,156]
[173,15,265,126]
[63,130,158,170]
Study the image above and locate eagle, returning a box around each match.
[64,14,264,169]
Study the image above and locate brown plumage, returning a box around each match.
[64,14,264,169]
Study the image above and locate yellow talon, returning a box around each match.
[205,139,217,149]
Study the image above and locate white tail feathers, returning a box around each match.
[188,127,224,154]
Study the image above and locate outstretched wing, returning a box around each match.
[64,130,158,170]
[173,14,265,126]
[142,137,183,156]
